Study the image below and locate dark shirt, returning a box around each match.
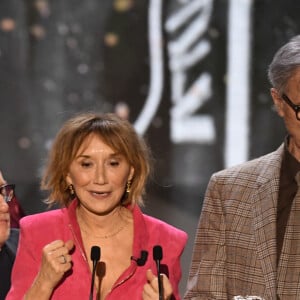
[277,140,300,264]
[0,245,15,300]
[0,229,19,300]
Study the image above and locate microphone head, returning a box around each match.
[90,246,101,262]
[153,245,163,261]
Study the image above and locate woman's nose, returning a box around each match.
[94,166,107,184]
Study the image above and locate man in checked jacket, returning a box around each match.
[184,35,300,300]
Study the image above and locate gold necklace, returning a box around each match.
[81,220,128,239]
[96,223,127,239]
[78,207,130,239]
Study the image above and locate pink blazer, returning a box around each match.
[7,200,188,299]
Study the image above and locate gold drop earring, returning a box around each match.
[68,184,75,199]
[126,180,132,194]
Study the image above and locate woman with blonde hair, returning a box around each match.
[7,112,187,300]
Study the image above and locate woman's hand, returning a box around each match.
[142,269,173,300]
[25,239,74,299]
[38,239,74,288]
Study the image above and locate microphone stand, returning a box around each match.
[153,245,163,300]
[89,246,101,300]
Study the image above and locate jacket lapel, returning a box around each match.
[5,229,19,259]
[252,145,283,299]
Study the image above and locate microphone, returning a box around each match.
[153,245,163,300]
[89,246,101,300]
[131,250,148,266]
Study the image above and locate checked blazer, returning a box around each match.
[184,144,289,300]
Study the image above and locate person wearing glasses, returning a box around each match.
[1,181,25,229]
[0,171,19,300]
[184,35,300,300]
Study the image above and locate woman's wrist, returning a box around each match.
[25,275,54,300]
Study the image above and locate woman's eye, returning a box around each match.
[109,160,119,167]
[81,161,92,168]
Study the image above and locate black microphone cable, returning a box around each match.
[153,245,163,300]
[89,246,101,300]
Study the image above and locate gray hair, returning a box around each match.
[268,35,300,93]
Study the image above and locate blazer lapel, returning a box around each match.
[252,179,278,299]
[252,145,283,299]
[5,229,19,261]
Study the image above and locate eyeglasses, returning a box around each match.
[281,93,300,121]
[0,184,15,202]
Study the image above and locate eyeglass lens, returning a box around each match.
[293,107,300,121]
[282,94,300,121]
[0,184,15,202]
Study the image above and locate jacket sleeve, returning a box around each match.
[184,174,227,300]
[6,218,42,299]
[146,214,188,300]
[169,229,188,300]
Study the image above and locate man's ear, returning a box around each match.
[270,88,284,117]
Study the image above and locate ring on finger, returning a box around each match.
[60,255,67,264]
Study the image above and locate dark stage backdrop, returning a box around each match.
[0,0,298,295]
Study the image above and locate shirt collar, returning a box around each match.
[283,136,300,183]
